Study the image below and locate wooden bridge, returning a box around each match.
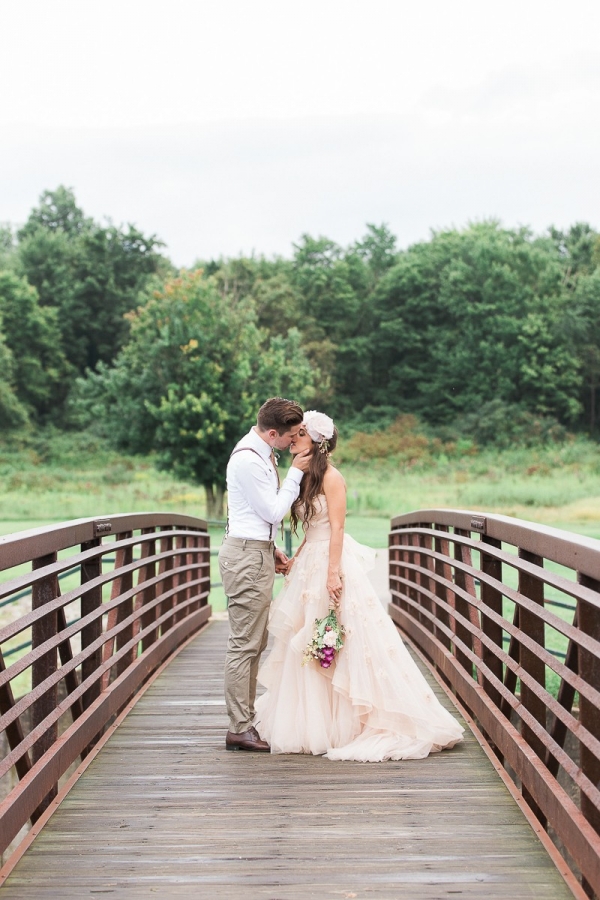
[1,510,599,898]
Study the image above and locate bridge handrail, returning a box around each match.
[0,512,211,860]
[0,512,208,570]
[389,508,600,898]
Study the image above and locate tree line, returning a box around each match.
[1,187,599,513]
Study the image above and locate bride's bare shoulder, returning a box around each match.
[323,465,346,492]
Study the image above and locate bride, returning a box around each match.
[254,410,464,762]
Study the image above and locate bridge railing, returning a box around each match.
[0,513,211,859]
[389,509,600,898]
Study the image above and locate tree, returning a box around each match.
[17,225,77,352]
[201,255,304,338]
[0,226,17,271]
[370,222,582,427]
[353,223,398,283]
[0,319,28,429]
[69,223,167,370]
[251,271,303,337]
[290,235,371,410]
[252,327,318,405]
[73,269,318,516]
[549,222,599,278]
[17,187,166,376]
[562,269,600,432]
[0,272,72,419]
[517,312,581,423]
[18,185,90,239]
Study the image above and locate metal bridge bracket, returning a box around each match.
[94,521,113,537]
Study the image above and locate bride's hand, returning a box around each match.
[327,570,342,607]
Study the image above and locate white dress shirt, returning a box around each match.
[226,428,303,540]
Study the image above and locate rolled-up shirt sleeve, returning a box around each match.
[233,456,303,525]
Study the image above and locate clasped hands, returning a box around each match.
[274,548,291,574]
[275,549,302,576]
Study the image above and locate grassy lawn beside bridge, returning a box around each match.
[1,428,598,690]
[1,428,599,544]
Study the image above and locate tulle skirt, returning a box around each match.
[255,534,464,762]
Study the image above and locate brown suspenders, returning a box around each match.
[226,446,280,540]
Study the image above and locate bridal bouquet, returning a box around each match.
[302,610,345,668]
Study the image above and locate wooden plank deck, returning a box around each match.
[1,617,575,899]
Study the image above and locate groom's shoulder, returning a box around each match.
[228,443,266,473]
[229,444,257,463]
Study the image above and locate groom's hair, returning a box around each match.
[257,397,303,434]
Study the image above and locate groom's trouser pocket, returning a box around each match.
[219,548,264,598]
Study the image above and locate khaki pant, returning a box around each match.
[219,536,275,733]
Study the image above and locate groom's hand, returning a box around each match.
[291,448,311,472]
[274,548,289,573]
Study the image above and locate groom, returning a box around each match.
[219,397,311,751]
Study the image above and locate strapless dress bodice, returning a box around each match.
[301,495,331,542]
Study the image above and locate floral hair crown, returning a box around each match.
[303,410,335,455]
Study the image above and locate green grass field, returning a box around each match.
[1,429,599,542]
[0,429,598,698]
[2,428,599,613]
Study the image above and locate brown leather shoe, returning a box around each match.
[225,726,270,752]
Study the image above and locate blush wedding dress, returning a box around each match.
[254,495,464,762]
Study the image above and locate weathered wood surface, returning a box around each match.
[2,617,574,898]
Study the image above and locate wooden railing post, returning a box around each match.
[195,534,209,611]
[417,524,434,635]
[181,531,192,614]
[187,532,198,607]
[433,527,452,651]
[31,552,59,811]
[173,533,187,624]
[452,530,475,678]
[518,549,547,824]
[100,533,134,689]
[388,529,401,610]
[0,652,32,787]
[158,531,175,635]
[56,594,83,723]
[80,538,103,750]
[480,536,503,709]
[139,528,158,651]
[577,574,600,846]
[115,533,134,678]
[401,529,412,617]
[545,608,579,779]
[407,531,421,628]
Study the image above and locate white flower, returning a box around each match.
[303,410,335,442]
[323,631,338,647]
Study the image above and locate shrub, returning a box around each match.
[336,414,458,465]
[452,400,568,449]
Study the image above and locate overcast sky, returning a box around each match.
[1,0,599,265]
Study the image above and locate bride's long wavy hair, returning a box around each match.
[290,427,339,534]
